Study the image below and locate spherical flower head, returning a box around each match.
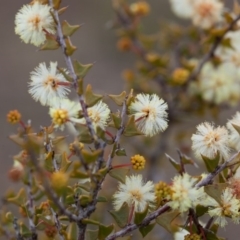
[155,181,172,206]
[112,174,155,212]
[8,160,24,182]
[227,112,240,150]
[129,1,150,16]
[208,188,240,227]
[171,68,189,85]
[29,62,71,106]
[49,98,82,130]
[7,110,21,124]
[191,122,230,161]
[117,37,132,51]
[168,173,199,213]
[78,101,110,131]
[15,2,56,46]
[131,154,146,170]
[129,93,168,137]
[192,0,223,29]
[169,0,194,19]
[199,62,239,104]
[51,171,68,192]
[229,176,240,200]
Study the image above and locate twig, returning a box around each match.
[106,205,170,240]
[26,170,38,240]
[106,100,127,168]
[13,217,24,240]
[196,151,240,188]
[50,208,65,240]
[27,148,78,222]
[48,0,99,145]
[188,14,240,81]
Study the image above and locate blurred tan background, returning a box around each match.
[1,0,238,239]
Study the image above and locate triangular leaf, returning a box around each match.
[134,205,148,225]
[40,34,59,50]
[65,38,77,56]
[7,188,26,206]
[98,224,114,240]
[85,84,103,107]
[109,168,129,183]
[62,20,81,37]
[156,210,179,233]
[201,152,220,173]
[74,60,93,78]
[123,116,143,137]
[139,223,155,237]
[165,154,181,172]
[204,183,228,205]
[108,91,126,106]
[82,149,102,164]
[109,202,129,228]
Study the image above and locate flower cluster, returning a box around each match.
[169,0,223,29]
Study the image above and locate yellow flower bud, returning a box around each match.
[155,181,172,206]
[117,37,132,51]
[122,69,135,82]
[131,154,146,170]
[130,1,150,16]
[51,171,68,192]
[7,110,21,124]
[171,68,189,85]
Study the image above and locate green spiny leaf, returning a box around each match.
[109,202,129,228]
[85,84,103,107]
[74,60,93,78]
[62,20,81,37]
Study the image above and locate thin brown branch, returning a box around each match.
[48,0,99,146]
[106,205,170,240]
[107,100,127,168]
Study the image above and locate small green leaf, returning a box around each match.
[20,222,32,237]
[165,154,181,172]
[111,113,121,129]
[70,168,89,179]
[85,84,103,107]
[9,134,25,147]
[98,224,114,240]
[65,38,77,56]
[139,223,155,237]
[82,218,100,225]
[115,148,127,156]
[109,168,129,183]
[134,205,148,225]
[97,196,107,202]
[195,204,208,217]
[109,91,126,106]
[62,20,81,37]
[61,152,72,172]
[74,60,93,78]
[201,152,220,173]
[7,188,26,206]
[76,124,93,144]
[109,202,129,228]
[123,116,143,137]
[86,229,98,240]
[67,222,78,240]
[156,210,179,233]
[204,183,228,205]
[40,34,59,50]
[82,149,102,164]
[79,195,92,207]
